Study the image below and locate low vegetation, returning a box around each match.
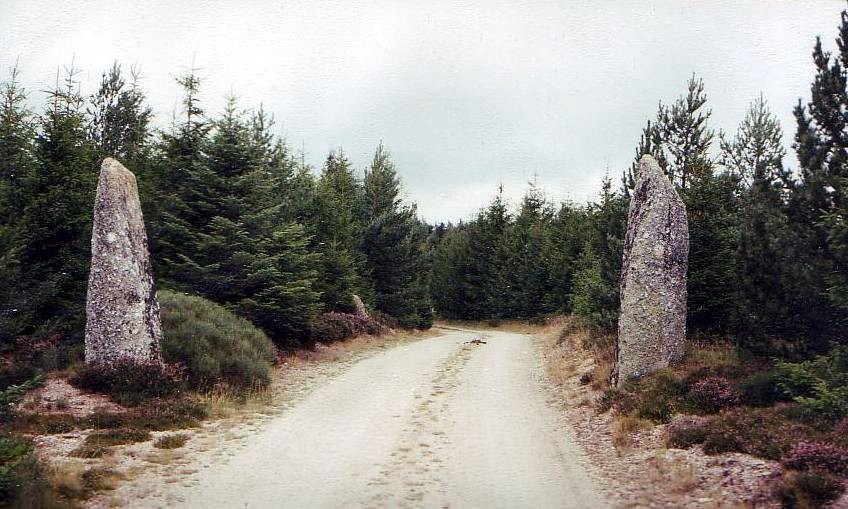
[159,290,275,390]
[567,319,848,507]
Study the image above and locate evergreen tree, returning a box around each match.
[791,9,848,342]
[721,96,796,339]
[14,64,97,336]
[430,225,472,319]
[312,149,368,311]
[542,201,587,313]
[656,75,714,191]
[152,68,212,283]
[569,177,627,328]
[504,182,551,317]
[468,188,511,319]
[0,64,36,341]
[362,143,432,327]
[88,62,152,163]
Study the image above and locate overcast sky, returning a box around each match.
[1,1,845,222]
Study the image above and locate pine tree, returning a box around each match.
[430,226,473,319]
[468,187,511,319]
[88,62,152,163]
[504,182,551,317]
[542,201,587,313]
[569,177,627,328]
[14,64,98,336]
[721,96,796,339]
[311,149,368,311]
[791,8,848,341]
[152,68,212,282]
[0,63,37,341]
[656,76,714,191]
[362,143,432,327]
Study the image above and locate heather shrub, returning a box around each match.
[702,431,744,455]
[708,407,814,460]
[666,416,710,449]
[776,470,844,509]
[687,376,740,414]
[597,388,637,414]
[70,360,183,406]
[85,399,207,431]
[159,290,275,390]
[634,372,686,423]
[310,312,382,343]
[371,310,399,330]
[782,441,848,475]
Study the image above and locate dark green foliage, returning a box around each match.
[159,290,275,390]
[311,149,370,312]
[69,360,183,406]
[154,91,322,346]
[740,369,789,407]
[569,177,626,329]
[362,143,433,328]
[774,346,848,422]
[12,64,98,337]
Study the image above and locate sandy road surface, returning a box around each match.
[131,328,605,508]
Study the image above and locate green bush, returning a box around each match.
[0,434,68,507]
[775,345,848,422]
[159,290,275,390]
[0,376,43,421]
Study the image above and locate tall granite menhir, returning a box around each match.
[613,155,688,387]
[85,158,162,365]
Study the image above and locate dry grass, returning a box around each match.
[154,433,189,449]
[647,451,698,493]
[48,461,124,500]
[196,386,275,419]
[50,461,86,499]
[610,413,651,450]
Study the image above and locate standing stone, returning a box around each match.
[85,158,162,365]
[352,294,369,318]
[613,155,689,387]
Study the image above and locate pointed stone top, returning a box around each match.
[637,154,667,182]
[101,157,136,183]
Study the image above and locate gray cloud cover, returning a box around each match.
[0,0,843,222]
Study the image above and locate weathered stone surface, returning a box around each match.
[613,155,688,387]
[85,158,162,365]
[352,294,369,318]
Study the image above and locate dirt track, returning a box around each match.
[129,327,605,508]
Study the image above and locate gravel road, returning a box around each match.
[143,327,606,508]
